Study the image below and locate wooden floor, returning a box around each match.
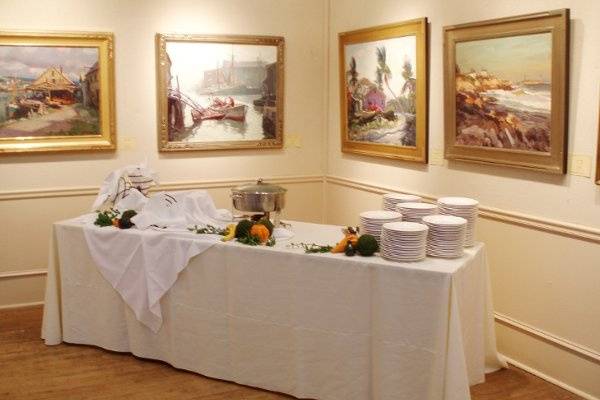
[0,306,582,400]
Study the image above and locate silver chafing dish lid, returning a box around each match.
[232,178,287,194]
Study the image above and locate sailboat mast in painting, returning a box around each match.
[156,34,284,152]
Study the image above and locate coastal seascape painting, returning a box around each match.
[156,34,284,151]
[339,19,428,162]
[0,31,115,154]
[444,10,569,173]
[455,34,552,151]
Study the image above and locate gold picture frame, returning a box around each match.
[0,31,116,154]
[339,18,428,163]
[443,9,569,174]
[156,34,284,152]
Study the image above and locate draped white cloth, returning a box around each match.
[84,190,235,332]
[83,226,221,332]
[131,191,233,230]
[42,219,505,400]
[91,162,158,211]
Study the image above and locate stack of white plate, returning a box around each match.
[380,221,428,262]
[382,193,422,211]
[422,215,467,258]
[437,197,479,246]
[359,210,402,242]
[396,202,439,222]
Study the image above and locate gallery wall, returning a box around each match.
[1,0,599,398]
[0,0,328,305]
[325,0,600,398]
[327,0,600,226]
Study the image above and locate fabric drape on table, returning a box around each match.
[82,225,220,332]
[43,219,505,400]
[41,225,62,345]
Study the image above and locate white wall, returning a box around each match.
[325,0,600,398]
[1,0,600,398]
[0,0,327,190]
[0,0,328,305]
[327,0,600,228]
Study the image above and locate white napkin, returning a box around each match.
[114,189,148,212]
[92,162,158,211]
[131,190,232,230]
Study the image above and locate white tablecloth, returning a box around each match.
[42,219,505,400]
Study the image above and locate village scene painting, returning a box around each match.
[0,45,100,139]
[162,39,281,148]
[344,35,418,147]
[454,33,552,153]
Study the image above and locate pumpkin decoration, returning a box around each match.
[331,234,359,253]
[250,223,271,243]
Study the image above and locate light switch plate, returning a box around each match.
[429,148,444,166]
[568,154,592,177]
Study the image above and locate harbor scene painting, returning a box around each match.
[454,33,552,153]
[344,35,417,147]
[0,45,100,138]
[157,34,284,151]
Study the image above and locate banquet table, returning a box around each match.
[42,218,505,400]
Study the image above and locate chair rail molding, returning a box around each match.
[0,174,325,201]
[325,175,600,244]
[495,312,600,365]
[0,268,47,280]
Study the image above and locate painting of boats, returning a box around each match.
[0,31,115,154]
[190,97,248,123]
[156,34,284,151]
[0,48,99,137]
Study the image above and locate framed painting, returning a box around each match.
[0,31,115,154]
[339,18,428,163]
[443,9,569,174]
[156,34,284,151]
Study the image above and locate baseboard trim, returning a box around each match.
[0,175,324,201]
[0,301,44,310]
[0,268,47,280]
[501,354,599,400]
[495,312,600,365]
[325,175,600,244]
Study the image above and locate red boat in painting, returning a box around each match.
[191,97,248,123]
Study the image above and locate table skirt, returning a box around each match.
[42,220,505,400]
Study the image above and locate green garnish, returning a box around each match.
[237,234,262,246]
[188,225,228,235]
[289,242,333,254]
[94,209,120,227]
